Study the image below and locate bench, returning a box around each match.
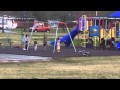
[6,39,14,47]
[0,42,6,48]
[9,42,14,47]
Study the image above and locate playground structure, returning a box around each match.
[77,15,120,48]
[50,14,120,50]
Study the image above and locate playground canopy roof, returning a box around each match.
[110,11,120,18]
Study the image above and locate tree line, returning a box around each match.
[0,11,114,21]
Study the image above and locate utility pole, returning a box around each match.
[2,15,4,33]
[23,11,26,32]
[21,12,23,45]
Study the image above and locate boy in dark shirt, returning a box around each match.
[43,37,47,50]
[100,38,105,50]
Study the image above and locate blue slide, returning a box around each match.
[49,24,80,46]
[116,41,120,49]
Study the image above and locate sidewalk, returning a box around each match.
[0,54,52,62]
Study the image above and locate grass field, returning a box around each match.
[0,28,77,47]
[0,56,120,79]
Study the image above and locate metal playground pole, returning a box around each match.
[53,23,59,53]
[65,23,77,52]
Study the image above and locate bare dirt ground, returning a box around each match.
[0,46,120,58]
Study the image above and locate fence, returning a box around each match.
[15,18,34,28]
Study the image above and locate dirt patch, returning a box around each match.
[0,46,120,57]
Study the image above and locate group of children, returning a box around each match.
[33,37,61,52]
[22,33,61,52]
[33,36,47,51]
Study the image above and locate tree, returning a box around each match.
[0,11,115,21]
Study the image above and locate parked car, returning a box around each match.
[29,25,51,32]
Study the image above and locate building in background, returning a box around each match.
[0,15,17,29]
[48,20,60,28]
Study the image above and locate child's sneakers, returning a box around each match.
[34,47,37,51]
[57,50,60,52]
[23,48,26,50]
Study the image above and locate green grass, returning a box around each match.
[0,28,77,46]
[0,56,120,79]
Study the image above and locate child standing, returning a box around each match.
[43,37,47,50]
[22,33,26,50]
[34,39,38,51]
[100,38,105,50]
[25,34,29,50]
[56,37,60,52]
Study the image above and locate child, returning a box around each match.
[56,37,60,52]
[111,37,115,47]
[34,39,37,51]
[43,37,47,50]
[100,38,105,50]
[22,33,26,50]
[25,34,29,50]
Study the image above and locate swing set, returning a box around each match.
[53,22,77,53]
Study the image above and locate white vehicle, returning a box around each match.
[48,20,60,28]
[0,15,17,29]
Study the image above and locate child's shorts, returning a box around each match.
[44,44,46,46]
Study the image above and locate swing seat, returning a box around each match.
[78,50,90,56]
